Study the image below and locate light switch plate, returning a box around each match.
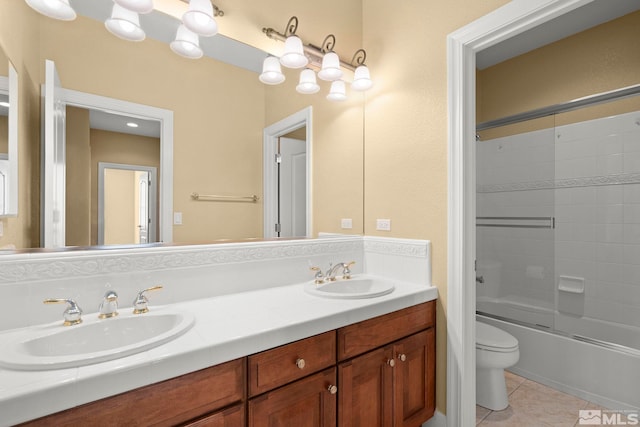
[173,212,183,225]
[341,218,353,229]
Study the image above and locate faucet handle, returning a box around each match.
[343,261,356,279]
[44,298,83,326]
[132,285,163,314]
[310,266,324,284]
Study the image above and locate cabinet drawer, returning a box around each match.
[19,358,244,427]
[337,301,435,361]
[184,403,245,427]
[248,330,336,396]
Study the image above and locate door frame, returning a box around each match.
[263,107,313,239]
[41,65,174,247]
[97,162,158,245]
[446,0,592,425]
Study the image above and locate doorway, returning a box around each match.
[97,162,157,245]
[263,107,313,238]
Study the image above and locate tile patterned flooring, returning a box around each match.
[476,371,615,426]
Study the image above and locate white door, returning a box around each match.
[278,137,306,238]
[42,60,66,248]
[137,171,149,243]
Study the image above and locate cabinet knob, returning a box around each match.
[327,385,338,394]
[296,358,306,369]
[398,353,407,362]
[387,359,396,367]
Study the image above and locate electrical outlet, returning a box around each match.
[341,218,353,229]
[376,219,391,231]
[173,212,183,225]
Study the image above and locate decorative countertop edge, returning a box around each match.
[0,279,438,426]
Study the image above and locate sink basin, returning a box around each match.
[0,310,195,371]
[304,275,395,299]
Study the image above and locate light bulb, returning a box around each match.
[114,0,154,14]
[318,52,343,81]
[25,0,76,20]
[351,65,373,91]
[327,80,347,101]
[296,69,320,94]
[170,25,203,59]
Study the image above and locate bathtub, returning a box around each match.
[477,312,640,410]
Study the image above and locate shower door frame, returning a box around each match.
[446,1,595,426]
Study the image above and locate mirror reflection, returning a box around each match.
[0,0,365,251]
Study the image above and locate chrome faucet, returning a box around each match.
[132,285,163,314]
[98,290,119,319]
[326,261,356,281]
[43,298,83,326]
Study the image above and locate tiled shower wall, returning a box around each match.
[477,110,640,346]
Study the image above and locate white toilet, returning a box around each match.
[476,320,520,410]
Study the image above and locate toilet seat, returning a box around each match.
[476,321,518,353]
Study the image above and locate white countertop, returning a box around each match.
[0,277,437,426]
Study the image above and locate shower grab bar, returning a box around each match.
[476,216,555,229]
[191,192,259,203]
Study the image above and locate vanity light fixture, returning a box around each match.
[105,4,146,42]
[262,16,373,100]
[259,56,286,85]
[296,69,320,94]
[25,0,76,21]
[170,24,204,59]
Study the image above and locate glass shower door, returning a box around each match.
[476,116,556,329]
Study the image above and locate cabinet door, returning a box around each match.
[248,368,337,427]
[393,329,435,427]
[338,346,394,427]
[185,403,244,427]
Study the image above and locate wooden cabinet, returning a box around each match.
[337,301,436,427]
[338,330,435,427]
[248,368,337,427]
[19,358,245,427]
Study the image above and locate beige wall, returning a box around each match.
[66,106,92,247]
[362,0,510,413]
[0,117,7,154]
[0,1,41,249]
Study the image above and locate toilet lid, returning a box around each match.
[476,321,518,351]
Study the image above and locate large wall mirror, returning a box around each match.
[0,50,18,219]
[0,0,365,251]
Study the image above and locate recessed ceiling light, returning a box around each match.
[126,122,139,128]
[0,102,9,108]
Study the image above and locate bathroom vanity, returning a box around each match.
[0,236,437,426]
[18,301,435,426]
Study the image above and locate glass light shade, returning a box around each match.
[318,52,343,81]
[351,65,373,91]
[280,36,308,69]
[327,80,347,101]
[170,25,203,59]
[105,4,145,42]
[296,69,320,94]
[182,0,218,37]
[25,0,76,21]
[114,0,153,14]
[259,57,285,85]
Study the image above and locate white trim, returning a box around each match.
[263,107,313,239]
[446,1,594,425]
[0,64,19,217]
[97,162,158,245]
[61,87,174,244]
